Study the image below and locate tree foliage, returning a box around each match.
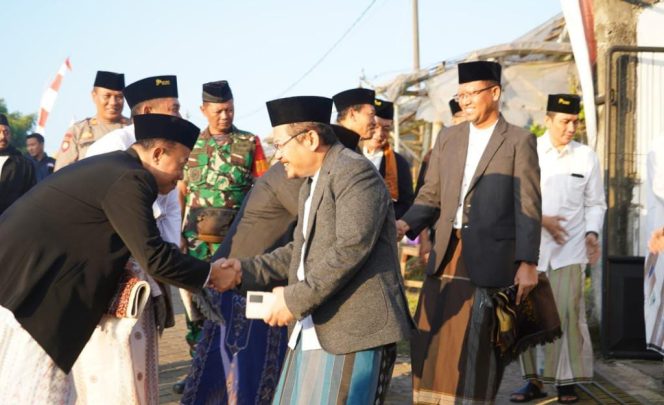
[0,98,36,153]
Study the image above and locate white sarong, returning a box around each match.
[0,305,75,404]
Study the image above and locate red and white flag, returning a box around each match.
[36,57,72,135]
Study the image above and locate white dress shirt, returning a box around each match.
[363,146,384,171]
[454,121,497,229]
[0,156,9,177]
[537,131,606,271]
[84,124,186,292]
[287,170,323,351]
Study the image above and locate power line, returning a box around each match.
[238,0,378,120]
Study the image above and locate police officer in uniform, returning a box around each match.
[54,70,130,170]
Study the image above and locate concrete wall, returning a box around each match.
[590,0,641,323]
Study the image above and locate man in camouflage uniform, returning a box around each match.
[54,70,130,170]
[180,80,267,260]
[174,80,267,394]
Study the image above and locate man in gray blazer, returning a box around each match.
[396,61,542,403]
[223,95,412,404]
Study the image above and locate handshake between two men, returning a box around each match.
[206,258,295,327]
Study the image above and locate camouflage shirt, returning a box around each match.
[182,126,258,259]
[54,116,130,171]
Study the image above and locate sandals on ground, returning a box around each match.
[510,381,548,403]
[556,385,580,404]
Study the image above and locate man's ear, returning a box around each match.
[152,146,166,163]
[307,131,321,151]
[543,114,553,129]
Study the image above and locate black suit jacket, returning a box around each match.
[0,149,209,372]
[378,151,414,219]
[214,162,304,260]
[0,145,36,215]
[401,117,541,287]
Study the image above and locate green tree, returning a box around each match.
[0,98,36,153]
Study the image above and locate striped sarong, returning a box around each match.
[519,264,593,385]
[411,232,504,404]
[645,252,664,355]
[272,339,396,405]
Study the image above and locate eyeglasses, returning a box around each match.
[273,129,310,151]
[453,85,497,102]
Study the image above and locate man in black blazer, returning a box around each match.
[332,87,376,152]
[0,114,238,402]
[397,61,541,403]
[0,113,36,215]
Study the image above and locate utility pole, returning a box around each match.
[412,0,421,71]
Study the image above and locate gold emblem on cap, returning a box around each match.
[375,99,382,106]
[155,79,171,86]
[558,98,571,105]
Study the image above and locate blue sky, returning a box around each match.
[1,0,562,154]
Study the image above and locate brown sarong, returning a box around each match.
[412,231,503,404]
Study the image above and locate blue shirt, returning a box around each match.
[30,153,56,182]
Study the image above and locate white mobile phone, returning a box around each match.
[245,291,276,319]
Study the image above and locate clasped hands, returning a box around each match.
[207,258,294,327]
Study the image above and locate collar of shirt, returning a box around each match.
[539,131,573,156]
[362,146,384,170]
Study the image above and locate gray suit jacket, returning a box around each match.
[402,116,542,287]
[241,142,413,354]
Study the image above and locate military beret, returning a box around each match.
[202,80,233,103]
[449,98,462,115]
[546,94,581,115]
[332,88,375,112]
[375,99,394,120]
[458,61,502,84]
[0,113,8,126]
[134,114,200,150]
[123,75,178,109]
[266,96,332,127]
[93,71,125,91]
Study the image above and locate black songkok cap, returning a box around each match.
[332,88,375,112]
[202,80,233,103]
[134,114,200,150]
[0,114,8,126]
[449,98,462,115]
[266,96,333,127]
[546,94,581,115]
[374,99,394,120]
[458,61,502,84]
[93,71,125,91]
[123,75,178,109]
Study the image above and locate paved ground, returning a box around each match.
[159,288,663,404]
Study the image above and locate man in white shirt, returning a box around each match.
[644,134,664,357]
[512,94,606,404]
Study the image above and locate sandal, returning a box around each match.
[510,381,548,403]
[557,385,579,404]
